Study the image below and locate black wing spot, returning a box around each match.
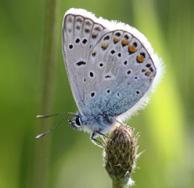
[146,64,151,67]
[94,26,101,31]
[106,89,111,94]
[104,35,110,40]
[136,91,140,95]
[75,38,80,43]
[76,17,82,23]
[124,34,129,39]
[67,17,73,23]
[92,52,96,57]
[89,71,94,78]
[82,38,87,44]
[149,67,154,72]
[85,28,90,33]
[99,63,104,67]
[140,52,146,58]
[110,50,115,54]
[118,53,121,57]
[134,76,138,80]
[127,70,131,75]
[76,25,80,30]
[90,92,95,97]
[85,20,92,26]
[123,61,127,65]
[133,42,138,47]
[105,75,111,79]
[115,32,121,37]
[92,34,97,39]
[142,69,146,72]
[117,92,121,97]
[69,44,73,49]
[76,61,86,66]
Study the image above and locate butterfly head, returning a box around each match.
[69,114,83,131]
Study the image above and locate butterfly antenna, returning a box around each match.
[67,112,77,116]
[35,112,67,140]
[36,112,66,119]
[35,130,51,139]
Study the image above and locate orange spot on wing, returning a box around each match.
[101,42,108,50]
[128,44,137,53]
[121,39,129,46]
[136,54,145,63]
[113,37,119,44]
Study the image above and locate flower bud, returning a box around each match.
[104,125,138,187]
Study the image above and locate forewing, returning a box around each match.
[62,9,107,114]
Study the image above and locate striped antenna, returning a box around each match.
[35,111,68,140]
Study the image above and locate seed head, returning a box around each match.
[104,125,138,187]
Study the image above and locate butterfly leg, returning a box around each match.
[96,130,109,138]
[90,131,106,148]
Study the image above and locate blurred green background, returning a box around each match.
[0,0,194,188]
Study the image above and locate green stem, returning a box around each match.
[112,181,125,188]
[32,0,58,188]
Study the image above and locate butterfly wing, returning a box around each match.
[62,8,161,118]
[62,9,108,115]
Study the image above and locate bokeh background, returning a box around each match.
[0,0,194,188]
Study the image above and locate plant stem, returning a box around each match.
[112,181,125,188]
[33,0,58,188]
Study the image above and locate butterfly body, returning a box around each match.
[70,113,115,135]
[62,8,162,138]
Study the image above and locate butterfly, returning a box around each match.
[62,8,162,142]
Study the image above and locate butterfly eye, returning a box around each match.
[75,116,81,126]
